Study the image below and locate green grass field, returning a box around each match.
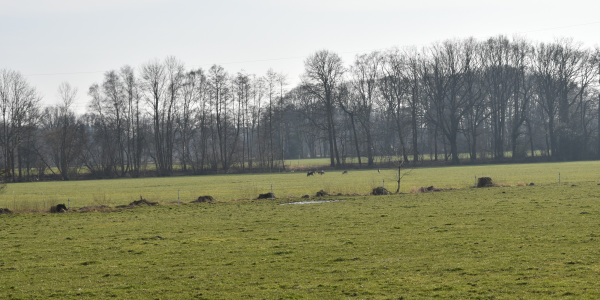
[1,161,600,298]
[1,160,597,211]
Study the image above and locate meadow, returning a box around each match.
[1,161,600,298]
[0,160,595,211]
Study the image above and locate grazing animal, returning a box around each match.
[342,170,348,174]
[307,171,315,176]
[378,169,380,173]
[318,170,325,175]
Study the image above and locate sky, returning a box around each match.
[1,0,600,113]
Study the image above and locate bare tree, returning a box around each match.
[164,57,185,172]
[595,48,600,157]
[422,39,476,164]
[208,65,240,171]
[508,38,534,159]
[276,72,288,169]
[337,83,363,165]
[0,69,41,181]
[43,82,85,180]
[460,38,486,161]
[532,39,592,159]
[179,69,205,172]
[138,57,185,175]
[348,51,381,166]
[481,36,515,159]
[121,65,144,177]
[302,50,345,167]
[380,48,422,163]
[264,69,277,170]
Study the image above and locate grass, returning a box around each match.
[0,160,598,211]
[1,160,600,298]
[2,182,600,298]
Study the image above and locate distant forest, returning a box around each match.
[2,36,600,181]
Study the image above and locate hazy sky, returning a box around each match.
[1,0,599,112]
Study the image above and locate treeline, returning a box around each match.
[1,36,600,181]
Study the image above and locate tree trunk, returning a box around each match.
[349,114,362,166]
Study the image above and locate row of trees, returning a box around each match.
[1,36,600,181]
[302,36,600,166]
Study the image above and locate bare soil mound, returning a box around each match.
[315,190,329,197]
[117,197,158,208]
[257,193,275,199]
[372,187,389,195]
[50,204,68,213]
[477,177,494,188]
[420,186,442,193]
[78,205,112,213]
[191,195,215,203]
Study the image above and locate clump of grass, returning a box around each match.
[92,193,111,206]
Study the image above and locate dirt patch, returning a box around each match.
[411,186,453,193]
[420,186,442,192]
[372,187,389,195]
[281,200,345,205]
[191,195,215,203]
[477,177,494,188]
[78,205,113,213]
[129,199,158,206]
[0,208,13,215]
[257,192,275,199]
[50,204,68,213]
[116,197,158,208]
[315,190,329,197]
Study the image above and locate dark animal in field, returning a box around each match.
[342,170,348,174]
[318,170,325,175]
[0,208,13,214]
[50,204,68,213]
[307,171,315,176]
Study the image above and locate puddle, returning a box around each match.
[280,200,345,205]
